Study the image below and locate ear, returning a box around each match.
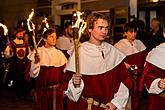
[88,29,92,32]
[123,32,127,38]
[43,38,47,42]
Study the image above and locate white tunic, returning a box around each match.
[145,43,165,94]
[114,39,146,56]
[56,35,74,50]
[27,46,67,78]
[65,41,130,110]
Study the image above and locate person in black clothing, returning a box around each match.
[0,26,7,83]
[4,28,30,100]
[136,20,148,47]
[146,18,165,52]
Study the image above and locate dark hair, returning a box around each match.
[86,12,110,29]
[64,21,72,29]
[123,22,137,33]
[43,28,56,39]
[14,27,25,36]
[55,25,64,38]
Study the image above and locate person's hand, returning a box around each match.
[158,78,165,90]
[34,52,40,64]
[9,47,14,56]
[105,102,117,110]
[124,62,130,69]
[72,74,81,88]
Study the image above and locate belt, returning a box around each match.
[81,96,107,110]
[159,92,165,97]
[39,83,60,90]
[48,83,60,89]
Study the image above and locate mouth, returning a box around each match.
[101,35,106,38]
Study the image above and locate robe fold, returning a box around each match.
[64,41,132,110]
[140,43,165,110]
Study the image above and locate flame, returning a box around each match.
[0,23,8,36]
[26,8,37,50]
[72,11,87,39]
[42,17,49,32]
[27,9,35,31]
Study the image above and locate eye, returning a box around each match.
[98,26,103,30]
[98,26,109,30]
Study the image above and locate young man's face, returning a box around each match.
[45,33,57,47]
[16,31,24,39]
[91,18,109,42]
[150,20,159,30]
[125,29,137,41]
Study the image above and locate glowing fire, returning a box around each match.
[26,9,38,50]
[72,11,87,39]
[27,9,35,31]
[42,17,49,32]
[0,23,8,36]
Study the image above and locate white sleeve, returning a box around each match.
[29,61,40,78]
[27,51,40,78]
[64,79,84,102]
[111,82,129,110]
[147,78,164,94]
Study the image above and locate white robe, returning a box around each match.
[65,41,130,110]
[145,43,165,94]
[27,46,67,78]
[114,39,146,56]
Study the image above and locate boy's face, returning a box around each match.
[125,29,137,41]
[16,31,24,39]
[45,33,57,47]
[90,18,109,42]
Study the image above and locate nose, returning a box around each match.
[132,31,137,34]
[102,28,108,35]
[53,36,56,41]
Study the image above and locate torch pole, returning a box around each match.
[32,29,38,53]
[2,35,11,83]
[72,11,87,76]
[73,28,80,75]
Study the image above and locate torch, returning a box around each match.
[72,11,87,76]
[37,17,49,47]
[0,23,10,83]
[0,23,11,53]
[27,9,39,61]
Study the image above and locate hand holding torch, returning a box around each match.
[72,11,87,87]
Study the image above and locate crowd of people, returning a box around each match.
[0,12,165,110]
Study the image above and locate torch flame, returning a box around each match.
[72,11,87,39]
[26,8,38,52]
[27,9,35,31]
[42,17,49,32]
[0,23,8,36]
